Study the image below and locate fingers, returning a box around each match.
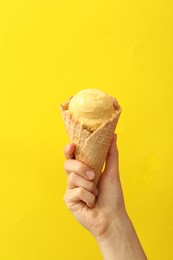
[104,134,119,180]
[64,143,75,159]
[64,159,95,180]
[64,187,96,208]
[64,143,95,180]
[63,143,97,208]
[67,172,98,196]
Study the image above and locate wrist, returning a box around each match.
[96,210,130,253]
[96,211,147,260]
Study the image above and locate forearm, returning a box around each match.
[96,213,147,260]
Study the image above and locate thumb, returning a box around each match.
[104,134,119,181]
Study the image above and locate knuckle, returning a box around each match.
[86,193,95,208]
[78,187,85,196]
[91,192,95,201]
[90,194,96,206]
[89,182,95,191]
[68,172,76,183]
[63,194,67,203]
[76,162,86,176]
[64,160,68,171]
[63,193,71,209]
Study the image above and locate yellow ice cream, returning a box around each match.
[68,89,116,131]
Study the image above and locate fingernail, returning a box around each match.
[86,170,95,180]
[93,188,98,196]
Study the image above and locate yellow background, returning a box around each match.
[0,0,173,259]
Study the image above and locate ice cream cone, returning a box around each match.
[60,97,121,185]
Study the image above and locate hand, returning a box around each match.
[63,134,126,240]
[63,134,147,259]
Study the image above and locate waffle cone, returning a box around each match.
[60,98,121,185]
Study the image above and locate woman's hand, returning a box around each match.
[63,134,126,240]
[63,134,147,259]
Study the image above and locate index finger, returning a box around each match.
[64,143,75,159]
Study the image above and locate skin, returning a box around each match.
[63,134,147,260]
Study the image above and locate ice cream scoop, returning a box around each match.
[60,88,121,185]
[69,89,117,131]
